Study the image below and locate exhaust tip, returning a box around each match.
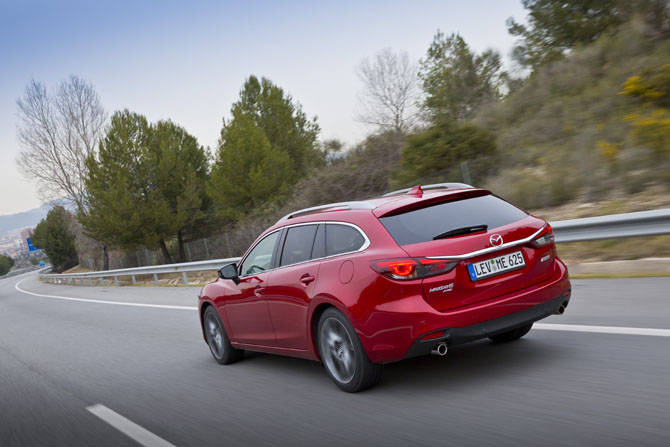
[555,300,568,315]
[431,342,448,356]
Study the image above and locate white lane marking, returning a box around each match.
[87,404,176,447]
[535,323,670,337]
[14,277,197,311]
[12,278,670,337]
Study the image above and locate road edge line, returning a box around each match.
[535,323,670,337]
[14,277,197,311]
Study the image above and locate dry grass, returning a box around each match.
[556,235,670,264]
[62,265,93,274]
[530,185,670,221]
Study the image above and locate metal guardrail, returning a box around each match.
[40,258,240,287]
[551,209,670,243]
[1,265,46,280]
[38,208,670,287]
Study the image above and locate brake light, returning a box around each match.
[371,258,458,280]
[530,224,554,248]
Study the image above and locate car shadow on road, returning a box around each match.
[378,336,570,392]
[218,335,571,394]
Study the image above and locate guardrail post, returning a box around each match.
[153,273,159,286]
[460,161,472,184]
[182,272,188,286]
[114,276,119,286]
[225,233,233,257]
[89,278,93,287]
[99,277,103,286]
[131,274,136,285]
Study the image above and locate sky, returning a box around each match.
[0,0,527,215]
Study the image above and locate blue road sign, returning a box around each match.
[26,237,37,251]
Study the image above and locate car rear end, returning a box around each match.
[358,189,571,363]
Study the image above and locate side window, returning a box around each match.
[326,224,366,256]
[240,231,280,277]
[280,225,318,267]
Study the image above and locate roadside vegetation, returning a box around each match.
[16,0,670,270]
[31,206,78,273]
[0,254,15,276]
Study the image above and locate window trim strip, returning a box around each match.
[237,221,370,278]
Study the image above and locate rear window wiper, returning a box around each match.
[433,224,488,240]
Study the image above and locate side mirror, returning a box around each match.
[218,263,240,284]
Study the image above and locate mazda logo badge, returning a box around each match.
[489,234,503,247]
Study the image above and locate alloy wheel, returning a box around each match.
[319,317,356,384]
[205,313,225,359]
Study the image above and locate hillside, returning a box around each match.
[475,20,670,209]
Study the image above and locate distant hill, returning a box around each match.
[0,203,52,235]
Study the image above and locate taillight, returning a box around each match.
[530,224,554,248]
[371,258,458,280]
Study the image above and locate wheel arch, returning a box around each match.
[308,296,357,361]
[199,301,214,342]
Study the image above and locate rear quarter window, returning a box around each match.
[326,224,367,256]
[379,194,528,246]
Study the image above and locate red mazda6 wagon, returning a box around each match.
[198,183,571,392]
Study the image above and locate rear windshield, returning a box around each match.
[379,194,528,246]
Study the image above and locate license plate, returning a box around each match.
[467,251,525,281]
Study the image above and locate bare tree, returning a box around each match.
[355,48,421,133]
[16,75,109,269]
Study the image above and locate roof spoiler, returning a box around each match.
[375,188,490,218]
[382,183,473,197]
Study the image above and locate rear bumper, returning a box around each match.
[357,260,571,363]
[403,294,569,359]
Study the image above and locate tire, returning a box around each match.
[489,323,533,343]
[318,308,382,392]
[203,306,244,365]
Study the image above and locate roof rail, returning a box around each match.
[276,201,376,223]
[382,183,473,197]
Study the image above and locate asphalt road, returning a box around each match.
[1,273,669,446]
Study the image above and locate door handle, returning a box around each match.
[254,286,266,297]
[300,274,316,285]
